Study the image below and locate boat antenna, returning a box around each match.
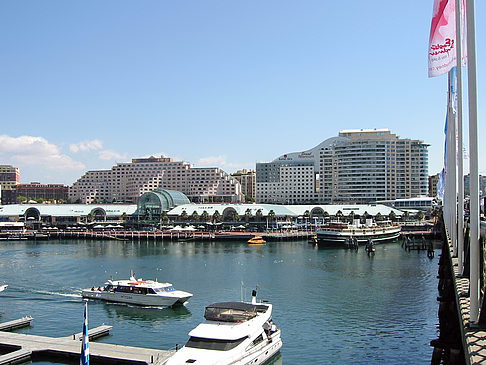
[240,281,245,302]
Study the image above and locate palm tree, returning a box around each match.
[230,210,239,222]
[244,209,253,223]
[160,211,169,224]
[255,209,263,222]
[190,211,199,222]
[201,211,210,222]
[212,210,221,223]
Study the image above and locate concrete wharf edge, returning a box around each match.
[449,243,486,364]
[0,324,174,365]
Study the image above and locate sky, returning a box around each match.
[0,1,484,185]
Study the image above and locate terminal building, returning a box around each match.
[69,156,243,204]
[256,129,429,204]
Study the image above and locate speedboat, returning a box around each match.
[82,271,192,307]
[164,289,282,365]
[248,236,266,245]
[0,284,7,293]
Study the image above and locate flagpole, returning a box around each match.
[455,0,465,274]
[465,0,480,325]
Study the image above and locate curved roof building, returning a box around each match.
[137,190,190,217]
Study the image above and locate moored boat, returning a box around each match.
[316,219,401,248]
[82,271,192,307]
[164,289,282,365]
[248,236,266,245]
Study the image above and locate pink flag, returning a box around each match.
[428,0,456,77]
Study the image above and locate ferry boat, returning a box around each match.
[316,219,401,248]
[164,290,282,365]
[82,271,192,307]
[248,236,266,245]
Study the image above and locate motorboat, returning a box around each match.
[82,271,192,307]
[164,290,282,365]
[316,219,401,248]
[0,284,7,293]
[248,236,266,245]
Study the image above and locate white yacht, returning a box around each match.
[0,284,7,293]
[82,272,192,307]
[164,290,282,365]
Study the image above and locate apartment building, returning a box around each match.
[69,156,242,204]
[231,169,256,201]
[256,129,429,204]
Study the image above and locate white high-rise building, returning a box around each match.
[69,156,242,204]
[256,129,428,204]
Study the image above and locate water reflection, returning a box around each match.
[100,301,191,324]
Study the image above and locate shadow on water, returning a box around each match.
[100,301,191,324]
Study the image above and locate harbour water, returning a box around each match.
[0,239,438,364]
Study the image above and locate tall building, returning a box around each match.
[0,165,20,204]
[464,174,486,197]
[256,129,429,204]
[69,156,242,204]
[429,173,440,198]
[231,169,256,201]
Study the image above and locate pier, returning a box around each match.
[0,229,313,242]
[432,218,486,364]
[0,318,174,365]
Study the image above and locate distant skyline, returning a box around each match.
[0,1,484,185]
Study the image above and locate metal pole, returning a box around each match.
[450,72,458,257]
[455,0,465,274]
[466,0,480,325]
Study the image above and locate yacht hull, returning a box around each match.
[82,289,191,307]
[316,227,401,247]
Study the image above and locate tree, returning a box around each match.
[244,209,253,223]
[58,198,66,204]
[190,211,199,222]
[92,198,98,204]
[16,196,27,203]
[230,210,239,222]
[160,211,169,223]
[349,211,355,222]
[245,195,255,203]
[201,211,210,222]
[212,210,221,223]
[255,209,263,222]
[36,198,45,204]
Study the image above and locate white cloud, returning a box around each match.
[196,156,245,172]
[98,150,128,161]
[0,135,85,170]
[69,140,103,153]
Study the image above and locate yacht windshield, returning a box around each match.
[185,336,247,351]
[154,286,175,293]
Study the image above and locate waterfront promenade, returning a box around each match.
[0,229,313,242]
[434,221,486,365]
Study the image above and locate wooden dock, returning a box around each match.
[0,318,174,365]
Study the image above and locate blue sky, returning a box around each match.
[0,1,484,185]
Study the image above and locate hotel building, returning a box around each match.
[69,156,242,204]
[256,129,429,204]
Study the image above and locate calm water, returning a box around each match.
[0,239,439,364]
